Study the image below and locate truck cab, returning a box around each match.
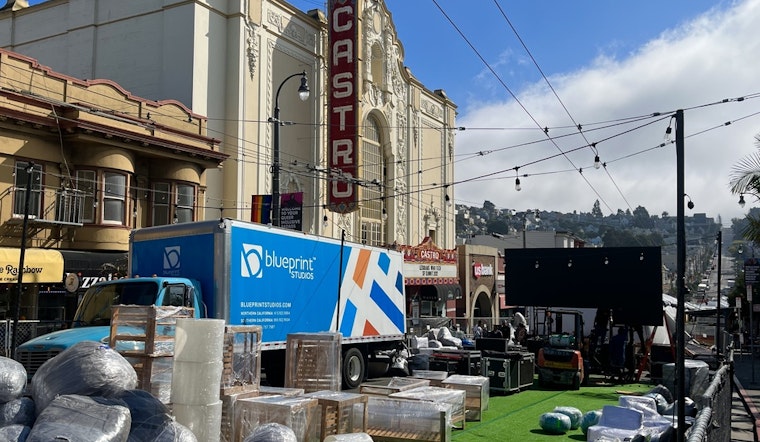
[15,277,203,378]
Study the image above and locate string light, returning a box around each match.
[594,155,601,169]
[515,177,521,191]
[739,194,746,208]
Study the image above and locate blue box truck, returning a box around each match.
[17,219,407,388]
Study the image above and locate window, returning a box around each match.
[76,170,96,223]
[151,182,196,226]
[13,161,42,218]
[360,116,385,246]
[175,184,195,223]
[152,183,171,225]
[103,172,126,224]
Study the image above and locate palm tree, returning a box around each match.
[730,134,760,242]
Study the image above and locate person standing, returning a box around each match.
[473,321,483,339]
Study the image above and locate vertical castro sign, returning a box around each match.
[328,0,358,214]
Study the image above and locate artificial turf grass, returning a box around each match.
[451,379,654,441]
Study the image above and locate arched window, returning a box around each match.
[361,115,385,245]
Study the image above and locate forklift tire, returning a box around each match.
[572,373,581,390]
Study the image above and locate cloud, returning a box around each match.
[454,0,760,226]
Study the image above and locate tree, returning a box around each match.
[483,200,495,211]
[730,134,760,243]
[591,200,603,218]
[632,206,653,229]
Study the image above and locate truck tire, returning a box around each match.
[342,347,365,390]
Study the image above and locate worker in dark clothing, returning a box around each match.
[609,326,628,381]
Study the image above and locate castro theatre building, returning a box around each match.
[397,238,460,329]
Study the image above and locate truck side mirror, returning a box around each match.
[184,286,195,308]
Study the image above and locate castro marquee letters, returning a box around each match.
[328,0,358,213]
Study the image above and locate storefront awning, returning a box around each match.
[0,247,64,283]
[420,284,462,302]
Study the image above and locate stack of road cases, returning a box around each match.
[441,374,489,421]
[482,350,535,394]
[304,390,369,441]
[108,305,194,403]
[428,349,481,376]
[285,332,342,393]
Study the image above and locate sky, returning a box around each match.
[23,0,760,226]
[288,0,760,226]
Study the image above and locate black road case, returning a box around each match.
[482,352,534,394]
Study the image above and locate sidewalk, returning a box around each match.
[732,352,760,441]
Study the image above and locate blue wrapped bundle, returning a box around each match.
[553,406,582,429]
[539,412,571,434]
[580,409,603,434]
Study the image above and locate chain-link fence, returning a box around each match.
[1,319,66,357]
[687,355,732,442]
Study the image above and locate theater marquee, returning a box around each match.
[328,0,358,213]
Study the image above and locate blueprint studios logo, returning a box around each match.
[163,246,181,271]
[241,244,263,278]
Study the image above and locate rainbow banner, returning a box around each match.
[250,195,272,224]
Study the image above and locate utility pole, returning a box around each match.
[675,109,686,442]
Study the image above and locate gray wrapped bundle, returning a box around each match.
[0,397,36,427]
[30,341,137,415]
[26,394,131,442]
[0,424,30,442]
[0,356,27,402]
[111,389,177,442]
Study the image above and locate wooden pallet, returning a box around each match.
[109,305,194,357]
[367,409,448,442]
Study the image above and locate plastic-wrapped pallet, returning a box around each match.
[586,405,643,441]
[285,332,342,393]
[303,390,369,440]
[389,386,466,429]
[243,422,297,442]
[662,359,710,400]
[323,433,373,441]
[441,374,489,421]
[234,395,319,442]
[366,396,451,442]
[30,341,138,416]
[359,377,430,396]
[0,356,27,402]
[618,395,673,437]
[26,394,131,442]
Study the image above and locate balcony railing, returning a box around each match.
[9,188,86,227]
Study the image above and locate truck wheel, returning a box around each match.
[342,348,365,390]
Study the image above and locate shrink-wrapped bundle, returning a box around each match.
[26,394,131,442]
[30,341,137,415]
[111,389,175,442]
[0,356,27,402]
[0,397,36,427]
[0,424,30,442]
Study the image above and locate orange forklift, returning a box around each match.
[534,309,586,390]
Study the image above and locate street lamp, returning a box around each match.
[270,71,309,227]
